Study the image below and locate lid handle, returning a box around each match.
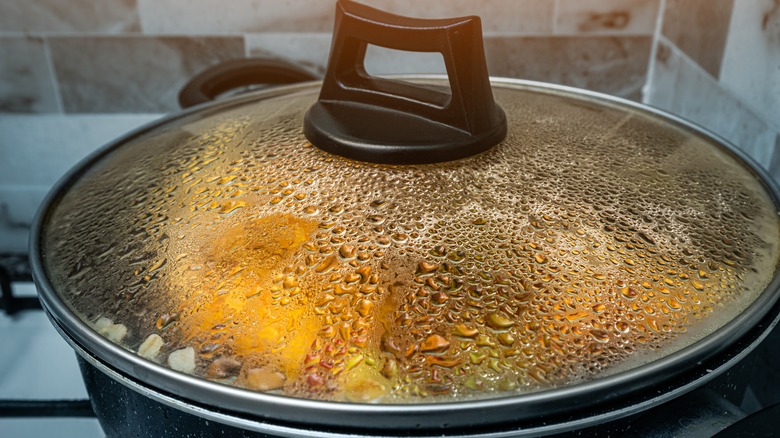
[178,58,319,109]
[303,0,507,164]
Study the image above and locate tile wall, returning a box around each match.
[0,0,658,114]
[645,0,780,175]
[0,0,778,252]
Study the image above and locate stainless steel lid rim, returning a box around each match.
[34,266,780,430]
[30,77,780,430]
[41,283,780,437]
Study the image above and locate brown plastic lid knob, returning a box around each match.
[303,0,507,164]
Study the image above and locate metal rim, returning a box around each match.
[51,297,780,437]
[29,76,780,431]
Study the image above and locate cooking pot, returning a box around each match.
[29,1,780,436]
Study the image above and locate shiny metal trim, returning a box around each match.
[44,284,780,436]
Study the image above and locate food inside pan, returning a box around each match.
[44,86,780,403]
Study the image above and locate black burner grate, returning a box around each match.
[0,252,94,418]
[0,253,41,315]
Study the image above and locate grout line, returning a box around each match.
[482,31,655,38]
[4,30,659,39]
[716,0,738,81]
[5,32,250,39]
[476,31,653,39]
[63,33,245,39]
[1,31,142,38]
[552,0,560,35]
[136,0,148,35]
[642,0,667,104]
[41,36,64,114]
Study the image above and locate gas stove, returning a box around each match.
[0,254,101,438]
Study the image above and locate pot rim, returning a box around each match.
[58,299,780,437]
[29,76,780,431]
[54,288,780,438]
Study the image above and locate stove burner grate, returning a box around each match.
[0,252,94,419]
[0,253,40,315]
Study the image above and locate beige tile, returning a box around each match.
[139,0,552,35]
[49,36,244,113]
[243,1,554,77]
[484,36,651,99]
[720,0,780,129]
[246,34,331,76]
[138,0,334,34]
[555,0,659,35]
[661,0,733,78]
[247,33,450,77]
[0,0,139,33]
[358,0,554,34]
[0,37,59,112]
[648,39,776,167]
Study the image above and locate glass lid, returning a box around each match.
[39,77,780,405]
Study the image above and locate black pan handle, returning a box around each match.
[178,58,319,109]
[303,0,506,164]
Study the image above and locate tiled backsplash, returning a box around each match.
[645,0,780,172]
[1,0,779,252]
[1,0,658,114]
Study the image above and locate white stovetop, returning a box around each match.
[0,283,103,438]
